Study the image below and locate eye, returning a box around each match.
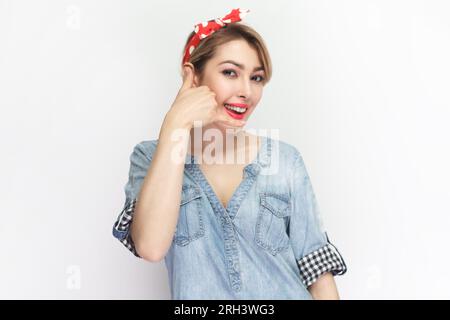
[222,69,265,83]
[222,69,237,77]
[253,75,265,83]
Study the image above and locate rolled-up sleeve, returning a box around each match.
[112,141,153,258]
[288,150,347,287]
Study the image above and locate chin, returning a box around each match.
[215,122,245,135]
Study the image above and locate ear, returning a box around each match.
[183,63,199,88]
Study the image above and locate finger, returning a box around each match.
[180,66,195,93]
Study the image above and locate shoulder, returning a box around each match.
[266,136,303,166]
[131,139,158,161]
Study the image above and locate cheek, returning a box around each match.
[213,78,235,93]
[208,87,227,103]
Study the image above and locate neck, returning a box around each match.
[188,124,249,163]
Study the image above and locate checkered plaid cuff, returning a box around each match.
[112,198,141,258]
[297,242,347,287]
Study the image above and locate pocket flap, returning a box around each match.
[260,193,291,217]
[180,185,202,205]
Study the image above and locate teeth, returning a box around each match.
[224,104,246,113]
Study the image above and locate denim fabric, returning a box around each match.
[113,135,347,299]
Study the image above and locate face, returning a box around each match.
[192,39,266,132]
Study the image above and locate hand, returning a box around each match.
[166,64,246,130]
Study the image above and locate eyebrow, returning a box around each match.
[217,60,265,72]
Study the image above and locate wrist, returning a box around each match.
[159,114,191,143]
[163,111,192,131]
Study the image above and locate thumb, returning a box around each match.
[180,66,195,92]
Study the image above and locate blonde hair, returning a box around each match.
[181,22,272,85]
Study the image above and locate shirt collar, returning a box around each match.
[184,135,272,175]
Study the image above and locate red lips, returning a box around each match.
[223,102,250,120]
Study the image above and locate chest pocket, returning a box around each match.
[173,184,205,247]
[255,192,291,256]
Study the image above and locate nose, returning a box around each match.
[237,77,252,100]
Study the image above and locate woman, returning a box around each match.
[113,8,347,300]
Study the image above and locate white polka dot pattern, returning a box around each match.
[182,8,250,65]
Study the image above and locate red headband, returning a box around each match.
[182,8,250,66]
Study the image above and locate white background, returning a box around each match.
[1,0,449,299]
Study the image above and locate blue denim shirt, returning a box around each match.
[113,135,347,299]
